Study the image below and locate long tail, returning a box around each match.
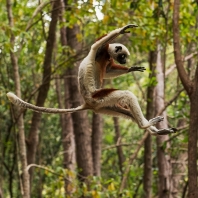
[7,92,90,114]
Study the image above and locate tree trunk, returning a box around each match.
[173,1,198,197]
[155,44,172,198]
[66,25,93,180]
[143,51,157,198]
[92,113,103,176]
[64,77,76,171]
[58,2,76,194]
[188,69,198,197]
[27,0,60,181]
[0,138,2,198]
[55,77,76,194]
[113,117,125,175]
[6,0,30,197]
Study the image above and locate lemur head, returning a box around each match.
[108,43,130,64]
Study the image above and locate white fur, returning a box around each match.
[108,43,130,60]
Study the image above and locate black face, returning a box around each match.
[117,54,127,64]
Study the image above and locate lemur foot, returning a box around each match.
[149,116,164,125]
[156,128,177,135]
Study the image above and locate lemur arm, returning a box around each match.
[104,61,146,79]
[97,24,138,48]
[88,24,138,61]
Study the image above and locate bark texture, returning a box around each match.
[64,75,76,169]
[155,44,172,198]
[187,81,198,198]
[66,24,93,180]
[6,0,30,197]
[173,1,198,197]
[92,113,103,176]
[27,0,60,179]
[58,1,76,194]
[143,51,156,198]
[113,117,125,174]
[56,77,76,194]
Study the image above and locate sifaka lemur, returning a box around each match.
[7,24,177,135]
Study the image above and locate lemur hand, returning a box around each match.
[128,66,146,72]
[120,24,138,34]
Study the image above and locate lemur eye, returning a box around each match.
[121,54,126,58]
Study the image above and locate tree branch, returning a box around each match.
[26,1,53,31]
[156,88,184,116]
[26,164,71,182]
[165,51,198,77]
[103,143,131,150]
[164,124,189,143]
[119,131,149,196]
[131,72,146,100]
[173,0,193,96]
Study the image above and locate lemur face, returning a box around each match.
[108,43,130,64]
[117,53,127,64]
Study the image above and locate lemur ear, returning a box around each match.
[115,46,122,53]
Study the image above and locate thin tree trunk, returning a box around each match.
[0,189,2,198]
[0,135,2,198]
[58,1,76,194]
[119,132,149,196]
[173,1,198,197]
[27,0,60,181]
[63,76,76,172]
[171,119,187,197]
[173,0,193,96]
[55,77,76,194]
[113,117,125,175]
[6,0,30,197]
[155,44,172,198]
[92,113,103,176]
[187,72,198,198]
[143,51,157,198]
[66,24,93,180]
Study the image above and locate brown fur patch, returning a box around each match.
[92,88,117,98]
[109,60,128,70]
[96,44,110,85]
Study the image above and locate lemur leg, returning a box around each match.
[93,89,176,135]
[95,106,176,135]
[94,105,135,120]
[93,90,159,129]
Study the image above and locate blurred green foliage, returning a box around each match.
[1,0,197,197]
